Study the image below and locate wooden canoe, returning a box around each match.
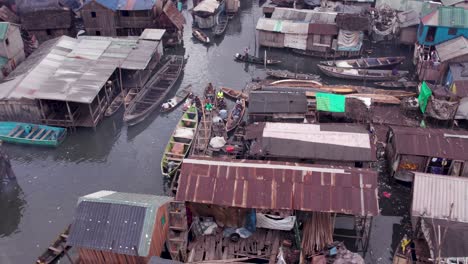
[0,122,66,147]
[267,86,356,94]
[212,112,227,139]
[266,69,321,81]
[161,85,192,113]
[192,28,210,44]
[269,79,323,88]
[353,86,417,98]
[291,49,346,59]
[320,56,405,69]
[226,99,246,132]
[220,87,249,101]
[346,93,401,104]
[234,53,281,65]
[105,93,124,117]
[318,65,409,81]
[36,225,71,264]
[374,81,419,88]
[213,14,228,36]
[124,55,184,126]
[191,105,213,156]
[161,105,198,178]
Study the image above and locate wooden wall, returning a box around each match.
[21,9,72,31]
[147,203,170,260]
[0,99,42,123]
[117,10,154,29]
[258,31,285,48]
[81,1,116,36]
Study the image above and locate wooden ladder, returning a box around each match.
[166,201,189,262]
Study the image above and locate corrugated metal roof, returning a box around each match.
[249,91,307,114]
[436,36,468,62]
[247,122,376,161]
[0,22,9,40]
[175,158,379,216]
[441,0,465,6]
[271,8,337,24]
[68,191,172,256]
[163,0,185,31]
[420,218,468,258]
[412,173,468,223]
[390,126,468,160]
[193,0,220,14]
[140,29,166,41]
[84,0,156,11]
[17,0,67,13]
[397,10,420,28]
[422,6,468,28]
[449,62,468,81]
[0,35,158,103]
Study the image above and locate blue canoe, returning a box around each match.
[0,122,66,147]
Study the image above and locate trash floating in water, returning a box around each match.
[383,192,392,198]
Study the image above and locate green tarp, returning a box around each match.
[418,81,432,113]
[316,93,346,112]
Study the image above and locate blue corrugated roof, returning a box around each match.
[85,0,156,11]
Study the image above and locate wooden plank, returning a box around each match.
[269,231,281,264]
[40,130,53,140]
[13,129,24,138]
[25,126,39,139]
[7,126,20,136]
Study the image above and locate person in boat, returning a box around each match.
[232,102,242,120]
[392,67,398,76]
[205,102,213,112]
[219,109,228,120]
[162,99,176,110]
[244,47,249,60]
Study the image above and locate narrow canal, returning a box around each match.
[0,1,413,263]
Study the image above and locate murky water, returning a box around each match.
[0,1,413,263]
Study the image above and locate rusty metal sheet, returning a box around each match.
[163,0,185,30]
[175,158,379,216]
[390,126,468,161]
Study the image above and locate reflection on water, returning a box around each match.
[0,180,25,238]
[0,0,415,262]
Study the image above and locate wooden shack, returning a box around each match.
[0,22,25,80]
[246,122,377,167]
[68,191,173,264]
[248,91,308,122]
[386,126,468,182]
[81,0,185,44]
[16,0,75,43]
[172,157,379,263]
[193,0,226,29]
[410,173,468,262]
[0,33,162,128]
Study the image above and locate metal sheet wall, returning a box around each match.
[284,34,308,50]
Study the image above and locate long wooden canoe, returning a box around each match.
[265,86,356,94]
[192,28,210,44]
[220,87,249,101]
[270,79,323,88]
[161,105,198,178]
[234,53,281,65]
[124,55,184,126]
[226,99,246,132]
[161,85,192,113]
[266,69,321,81]
[105,93,124,117]
[36,225,71,264]
[374,81,419,88]
[0,122,66,147]
[213,14,228,36]
[318,65,409,81]
[320,56,405,69]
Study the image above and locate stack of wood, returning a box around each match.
[301,212,333,256]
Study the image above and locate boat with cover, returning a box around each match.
[161,105,198,178]
[320,56,405,69]
[266,69,321,81]
[161,85,192,113]
[124,55,184,126]
[318,65,409,81]
[213,14,228,36]
[234,53,281,65]
[192,28,210,44]
[0,122,66,147]
[226,99,246,132]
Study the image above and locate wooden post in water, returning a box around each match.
[264,50,267,68]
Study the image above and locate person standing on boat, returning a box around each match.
[244,47,250,60]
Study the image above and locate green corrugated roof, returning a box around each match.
[0,23,9,41]
[78,191,173,257]
[439,7,468,28]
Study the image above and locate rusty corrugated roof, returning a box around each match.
[163,0,185,30]
[176,158,379,216]
[390,126,468,160]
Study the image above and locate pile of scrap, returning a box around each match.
[370,5,398,41]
